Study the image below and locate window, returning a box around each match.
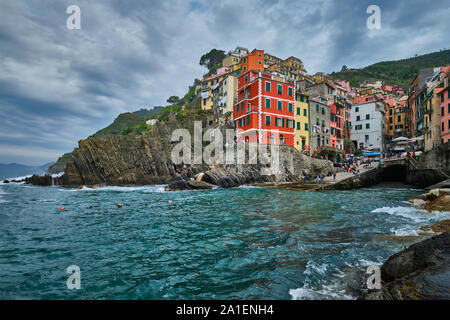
[389,109,393,115]
[243,66,246,73]
[288,87,293,96]
[266,82,271,92]
[203,98,206,106]
[297,107,300,115]
[297,122,300,130]
[288,103,293,112]
[277,85,282,95]
[357,115,360,121]
[305,123,308,130]
[355,125,362,130]
[241,102,245,111]
[282,118,285,127]
[442,107,444,116]
[244,75,248,83]
[397,115,401,122]
[365,135,369,143]
[316,104,319,112]
[265,115,271,125]
[277,101,282,110]
[300,95,305,102]
[303,109,307,116]
[366,114,370,120]
[258,61,261,65]
[442,122,445,131]
[366,123,370,129]
[355,107,359,112]
[322,107,325,115]
[246,115,250,125]
[266,98,271,109]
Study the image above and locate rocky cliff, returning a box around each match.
[25,117,332,188]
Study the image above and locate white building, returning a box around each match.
[350,101,385,152]
[146,119,158,126]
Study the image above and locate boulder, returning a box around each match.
[165,179,214,191]
[365,232,450,300]
[425,195,450,212]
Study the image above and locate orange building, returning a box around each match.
[240,49,264,75]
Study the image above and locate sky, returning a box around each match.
[0,0,449,165]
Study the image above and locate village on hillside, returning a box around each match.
[191,46,450,162]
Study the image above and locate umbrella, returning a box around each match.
[392,136,410,142]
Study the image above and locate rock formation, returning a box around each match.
[365,232,450,300]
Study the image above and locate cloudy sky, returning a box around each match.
[0,0,449,165]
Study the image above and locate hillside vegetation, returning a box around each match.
[330,49,450,88]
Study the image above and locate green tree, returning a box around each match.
[199,49,225,70]
[167,96,179,104]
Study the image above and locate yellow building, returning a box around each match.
[294,92,310,152]
[424,92,441,151]
[222,55,241,68]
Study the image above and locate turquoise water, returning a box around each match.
[0,182,448,299]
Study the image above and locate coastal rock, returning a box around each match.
[365,232,450,300]
[24,174,52,186]
[166,179,214,191]
[420,220,450,234]
[425,195,450,212]
[412,199,427,209]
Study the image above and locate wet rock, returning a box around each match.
[165,179,214,191]
[365,232,450,300]
[420,220,450,234]
[2,180,9,184]
[24,174,52,186]
[425,195,450,212]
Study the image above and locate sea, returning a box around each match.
[0,179,448,299]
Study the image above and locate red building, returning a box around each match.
[329,101,344,149]
[234,70,295,146]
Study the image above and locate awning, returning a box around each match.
[200,92,210,99]
[219,96,227,105]
[363,152,381,156]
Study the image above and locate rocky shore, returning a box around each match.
[365,231,449,300]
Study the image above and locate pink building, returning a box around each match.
[439,67,450,143]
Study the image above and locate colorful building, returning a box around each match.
[294,91,309,152]
[329,99,345,150]
[200,66,230,110]
[439,69,450,144]
[234,70,296,146]
[240,49,264,75]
